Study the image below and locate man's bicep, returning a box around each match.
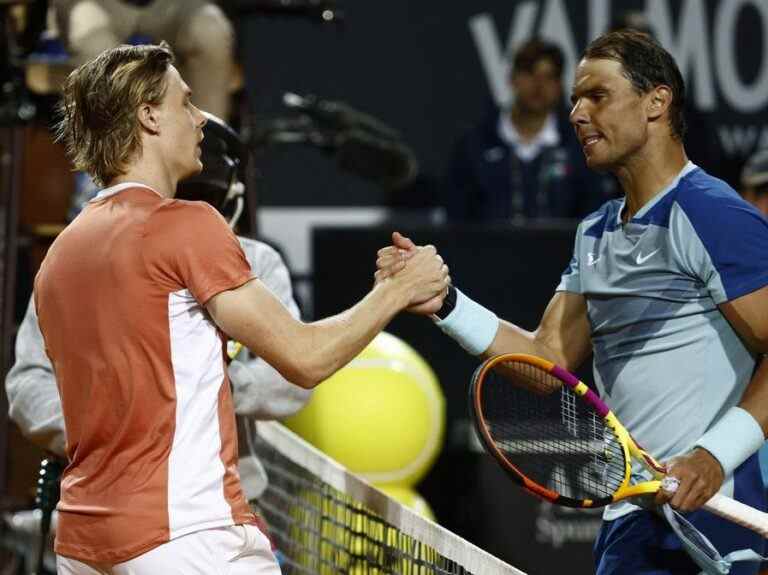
[719,284,768,353]
[256,251,301,319]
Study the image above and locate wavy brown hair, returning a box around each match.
[583,30,687,141]
[55,43,174,186]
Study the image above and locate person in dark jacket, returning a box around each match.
[446,38,616,222]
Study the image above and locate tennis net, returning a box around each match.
[242,419,526,575]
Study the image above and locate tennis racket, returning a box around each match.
[469,353,768,538]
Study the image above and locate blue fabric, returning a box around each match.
[31,33,155,62]
[758,443,768,486]
[583,199,622,238]
[673,170,768,301]
[444,106,615,221]
[594,456,766,575]
[568,166,768,303]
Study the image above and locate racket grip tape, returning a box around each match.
[704,493,768,538]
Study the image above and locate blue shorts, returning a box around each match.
[594,455,766,575]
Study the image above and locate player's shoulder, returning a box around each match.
[672,167,764,231]
[675,167,743,212]
[149,198,229,230]
[621,166,754,235]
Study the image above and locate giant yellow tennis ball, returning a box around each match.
[284,332,445,487]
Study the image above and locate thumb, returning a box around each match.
[392,231,416,251]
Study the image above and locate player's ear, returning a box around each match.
[647,85,672,122]
[137,103,160,135]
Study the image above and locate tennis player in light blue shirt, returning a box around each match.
[377,30,768,575]
[557,160,768,525]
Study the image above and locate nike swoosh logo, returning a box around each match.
[635,248,661,265]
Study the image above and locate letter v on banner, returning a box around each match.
[469,2,538,107]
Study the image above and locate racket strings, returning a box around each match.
[496,360,561,395]
[481,361,626,503]
[561,385,580,438]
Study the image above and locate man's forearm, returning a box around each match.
[291,281,408,387]
[437,290,592,371]
[213,277,411,389]
[485,321,563,363]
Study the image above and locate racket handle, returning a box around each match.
[704,493,768,538]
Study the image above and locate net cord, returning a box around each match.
[249,420,527,575]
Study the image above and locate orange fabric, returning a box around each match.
[35,186,257,564]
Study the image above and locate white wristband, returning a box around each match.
[695,407,765,478]
[433,288,499,356]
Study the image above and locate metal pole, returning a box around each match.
[0,124,22,494]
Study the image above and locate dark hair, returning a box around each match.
[511,38,564,78]
[583,30,687,140]
[55,43,174,185]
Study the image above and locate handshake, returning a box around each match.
[374,231,451,316]
[374,231,500,357]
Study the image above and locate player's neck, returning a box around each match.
[616,141,687,222]
[113,160,178,199]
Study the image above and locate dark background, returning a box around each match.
[241,0,768,210]
[3,0,768,572]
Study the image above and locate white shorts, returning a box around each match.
[56,524,281,575]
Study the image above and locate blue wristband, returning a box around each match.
[433,288,499,356]
[695,407,765,477]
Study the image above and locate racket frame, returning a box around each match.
[470,353,768,538]
[470,353,663,508]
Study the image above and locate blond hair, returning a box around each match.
[55,43,174,186]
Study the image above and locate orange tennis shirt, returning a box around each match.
[34,184,259,564]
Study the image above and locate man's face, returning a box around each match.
[156,65,207,181]
[511,59,562,115]
[569,58,650,172]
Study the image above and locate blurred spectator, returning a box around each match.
[53,0,239,217]
[52,0,235,120]
[444,38,615,222]
[740,148,768,217]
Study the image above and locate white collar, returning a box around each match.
[498,111,560,147]
[497,111,560,161]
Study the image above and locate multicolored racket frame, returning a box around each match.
[470,353,666,508]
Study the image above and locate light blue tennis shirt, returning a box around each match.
[557,162,768,520]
